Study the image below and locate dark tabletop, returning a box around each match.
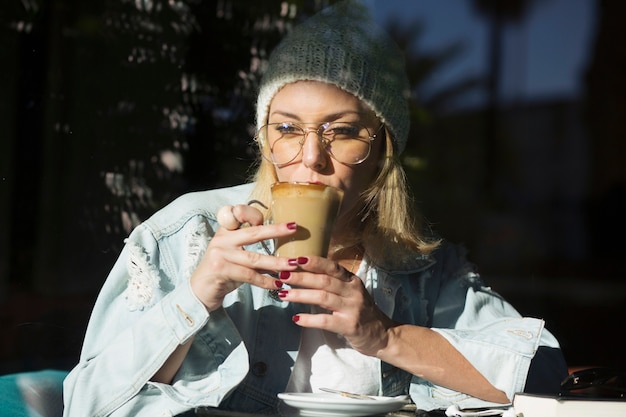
[177,403,448,417]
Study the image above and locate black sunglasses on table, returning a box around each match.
[560,367,626,398]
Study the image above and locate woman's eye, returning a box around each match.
[275,124,300,135]
[327,124,360,138]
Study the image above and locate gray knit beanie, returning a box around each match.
[256,0,410,154]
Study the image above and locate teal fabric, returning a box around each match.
[0,370,67,417]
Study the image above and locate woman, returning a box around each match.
[62,1,567,416]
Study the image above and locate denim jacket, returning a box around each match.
[63,183,564,417]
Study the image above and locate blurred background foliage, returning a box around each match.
[2,0,330,295]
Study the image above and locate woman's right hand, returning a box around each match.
[190,204,299,312]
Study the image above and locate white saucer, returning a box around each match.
[277,392,410,416]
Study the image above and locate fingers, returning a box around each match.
[276,260,393,355]
[281,277,373,345]
[275,256,369,320]
[210,202,299,276]
[194,203,299,312]
[214,246,297,277]
[191,245,297,311]
[233,204,265,226]
[280,256,355,290]
[214,221,296,251]
[217,204,265,230]
[214,204,296,249]
[217,205,241,230]
[277,258,361,310]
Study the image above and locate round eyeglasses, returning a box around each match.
[255,121,382,166]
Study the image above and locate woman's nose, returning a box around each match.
[301,131,329,170]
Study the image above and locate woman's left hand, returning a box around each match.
[277,256,396,357]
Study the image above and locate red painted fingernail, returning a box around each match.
[297,257,308,265]
[288,258,298,266]
[274,280,283,288]
[278,290,289,298]
[292,315,300,322]
[287,222,297,230]
[279,271,291,280]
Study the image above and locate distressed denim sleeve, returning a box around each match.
[63,218,249,417]
[409,243,564,410]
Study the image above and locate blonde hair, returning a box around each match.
[248,127,439,268]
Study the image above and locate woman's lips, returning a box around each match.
[292,179,325,185]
